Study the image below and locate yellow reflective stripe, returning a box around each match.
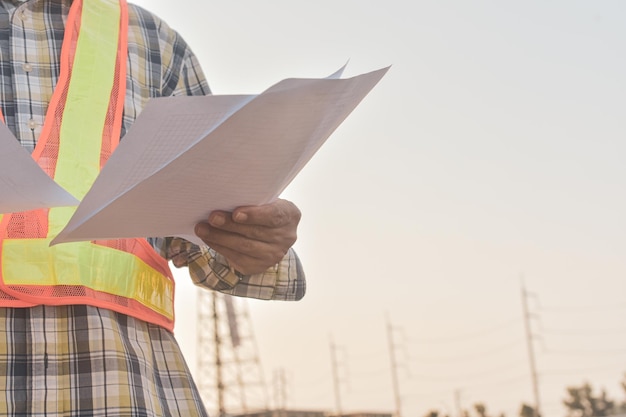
[2,239,173,319]
[53,0,121,233]
[51,0,120,234]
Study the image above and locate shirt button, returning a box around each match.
[22,62,32,72]
[27,119,38,129]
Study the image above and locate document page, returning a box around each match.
[52,66,389,245]
[0,123,79,213]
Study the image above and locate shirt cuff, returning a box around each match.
[163,237,306,301]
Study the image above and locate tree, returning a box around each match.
[519,403,538,417]
[475,404,488,417]
[563,382,615,417]
[471,403,504,417]
[615,374,626,413]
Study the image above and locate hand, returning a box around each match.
[194,199,301,275]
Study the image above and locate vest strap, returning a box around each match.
[1,238,174,320]
[0,0,176,331]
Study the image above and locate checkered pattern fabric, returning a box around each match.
[0,0,306,304]
[0,305,209,416]
[0,0,306,414]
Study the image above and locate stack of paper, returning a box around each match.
[0,122,79,213]
[0,65,389,245]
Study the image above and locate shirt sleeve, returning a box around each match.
[149,34,306,302]
[150,237,306,301]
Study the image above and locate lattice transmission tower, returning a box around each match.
[196,289,269,417]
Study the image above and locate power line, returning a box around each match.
[196,291,268,416]
[293,372,330,388]
[542,347,626,357]
[404,358,528,383]
[537,302,626,314]
[407,316,523,344]
[346,348,387,360]
[522,281,541,417]
[409,337,525,363]
[387,313,403,417]
[451,373,530,392]
[541,326,626,336]
[405,371,528,384]
[350,368,389,379]
[540,363,626,378]
[329,335,344,416]
[273,368,287,411]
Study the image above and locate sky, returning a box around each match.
[130,1,626,417]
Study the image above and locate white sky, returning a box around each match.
[131,1,626,416]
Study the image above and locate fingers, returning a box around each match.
[196,222,288,275]
[198,225,287,260]
[199,199,300,244]
[193,199,300,275]
[231,199,301,228]
[203,238,287,276]
[196,214,294,246]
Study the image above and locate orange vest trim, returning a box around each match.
[0,0,176,331]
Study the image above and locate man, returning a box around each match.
[0,0,305,415]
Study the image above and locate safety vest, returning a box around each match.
[0,0,175,331]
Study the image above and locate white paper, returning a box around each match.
[52,66,389,245]
[0,123,79,213]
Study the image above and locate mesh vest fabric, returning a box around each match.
[0,0,175,331]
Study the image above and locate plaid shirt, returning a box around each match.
[0,0,306,302]
[0,0,305,415]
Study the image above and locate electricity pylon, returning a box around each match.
[197,289,269,416]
